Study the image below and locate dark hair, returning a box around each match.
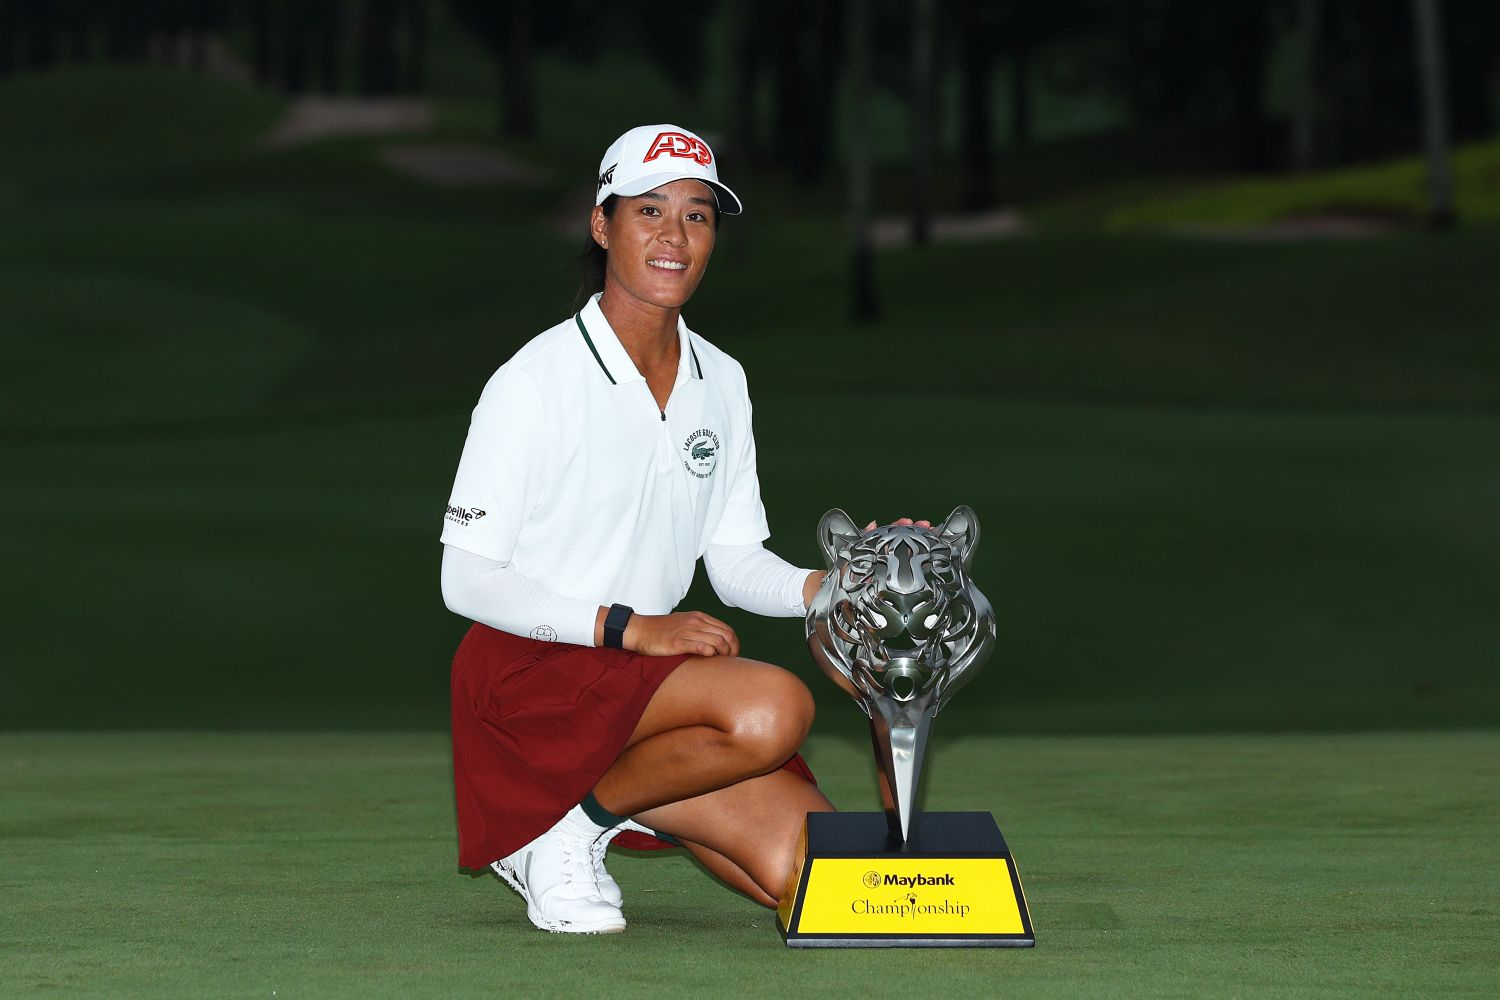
[571,193,726,312]
[573,195,618,312]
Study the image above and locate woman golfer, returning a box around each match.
[440,124,846,934]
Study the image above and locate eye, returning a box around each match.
[687,211,707,223]
[641,205,660,217]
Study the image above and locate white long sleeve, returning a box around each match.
[704,541,814,618]
[441,544,600,646]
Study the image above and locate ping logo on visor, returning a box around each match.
[643,131,713,166]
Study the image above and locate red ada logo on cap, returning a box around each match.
[643,131,712,166]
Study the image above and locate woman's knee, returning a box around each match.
[729,669,815,770]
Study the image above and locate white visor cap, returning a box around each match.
[594,124,743,216]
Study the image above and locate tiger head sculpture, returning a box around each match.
[805,506,996,721]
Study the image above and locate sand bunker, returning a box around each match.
[265,97,432,148]
[378,143,548,188]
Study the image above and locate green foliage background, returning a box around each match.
[3,69,1499,736]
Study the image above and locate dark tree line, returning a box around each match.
[0,0,427,95]
[2,0,1495,182]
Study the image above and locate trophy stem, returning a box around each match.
[867,705,935,845]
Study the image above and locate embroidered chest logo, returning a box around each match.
[682,428,720,479]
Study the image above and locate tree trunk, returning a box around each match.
[1227,1,1272,170]
[1290,0,1323,170]
[1412,0,1455,227]
[313,0,342,94]
[848,0,878,323]
[909,0,936,245]
[957,0,995,209]
[0,1,18,78]
[1491,60,1500,136]
[769,2,831,181]
[281,2,312,94]
[358,0,400,96]
[24,0,59,70]
[1123,0,1147,124]
[61,0,92,63]
[1010,39,1032,147]
[801,2,845,182]
[248,0,273,84]
[499,0,537,137]
[403,0,427,93]
[725,0,758,164]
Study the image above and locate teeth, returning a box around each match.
[648,259,687,270]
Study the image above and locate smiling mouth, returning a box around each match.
[647,259,688,271]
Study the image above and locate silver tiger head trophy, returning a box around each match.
[806,506,996,843]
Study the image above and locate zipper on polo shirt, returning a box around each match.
[662,406,674,467]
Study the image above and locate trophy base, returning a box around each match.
[777,811,1034,948]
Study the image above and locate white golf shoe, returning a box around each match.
[491,808,625,934]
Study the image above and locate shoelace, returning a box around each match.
[591,826,622,876]
[519,826,601,895]
[555,821,606,898]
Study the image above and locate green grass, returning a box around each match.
[2,732,1496,998]
[1106,139,1500,230]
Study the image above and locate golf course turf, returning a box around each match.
[3,732,1496,998]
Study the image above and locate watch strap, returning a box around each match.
[603,603,633,649]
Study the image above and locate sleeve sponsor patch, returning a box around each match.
[445,504,487,527]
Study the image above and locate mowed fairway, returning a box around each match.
[2,731,1496,999]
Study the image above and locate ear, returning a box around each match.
[590,204,609,250]
[937,505,981,567]
[817,508,862,568]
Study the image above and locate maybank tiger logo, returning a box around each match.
[682,428,719,479]
[863,872,956,888]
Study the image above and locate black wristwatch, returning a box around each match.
[603,603,634,650]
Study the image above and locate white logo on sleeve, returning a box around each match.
[682,429,720,479]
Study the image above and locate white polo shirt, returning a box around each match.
[440,294,770,616]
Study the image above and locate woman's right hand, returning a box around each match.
[625,611,740,658]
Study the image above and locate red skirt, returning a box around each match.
[451,623,816,869]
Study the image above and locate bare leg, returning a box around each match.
[592,657,815,816]
[635,769,835,907]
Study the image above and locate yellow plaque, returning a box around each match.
[798,858,1024,935]
[778,812,1034,948]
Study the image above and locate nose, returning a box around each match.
[658,214,687,247]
